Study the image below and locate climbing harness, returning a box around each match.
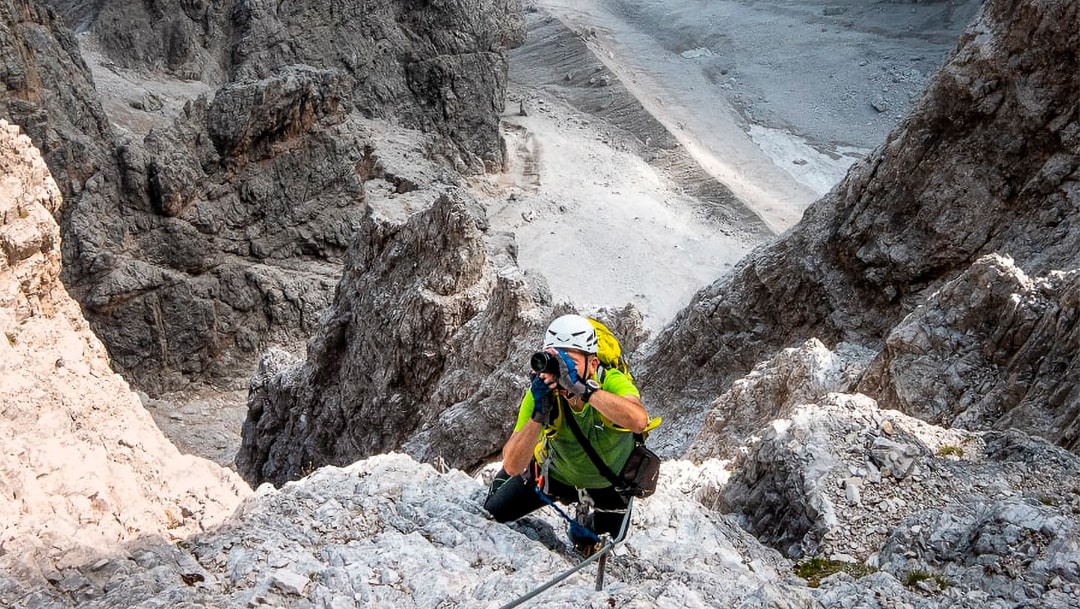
[493,496,634,609]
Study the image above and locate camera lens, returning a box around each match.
[530,352,559,374]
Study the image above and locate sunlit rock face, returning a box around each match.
[860,255,1080,451]
[0,120,249,588]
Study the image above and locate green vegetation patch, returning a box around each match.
[936,445,964,458]
[905,570,949,590]
[794,557,876,587]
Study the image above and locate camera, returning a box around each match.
[529,351,560,375]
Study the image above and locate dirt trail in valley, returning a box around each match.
[539,1,823,232]
[477,9,768,334]
[534,0,981,228]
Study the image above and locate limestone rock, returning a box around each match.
[0,121,249,586]
[860,254,1080,451]
[226,0,526,171]
[45,0,232,83]
[1,454,815,609]
[716,389,1080,592]
[686,338,875,460]
[8,447,1076,608]
[68,101,375,389]
[45,0,527,170]
[638,0,1080,454]
[206,65,348,163]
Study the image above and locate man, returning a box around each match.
[483,314,650,548]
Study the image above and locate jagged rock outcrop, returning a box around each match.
[69,99,370,390]
[860,254,1080,450]
[695,339,1080,605]
[0,121,249,588]
[50,0,232,82]
[2,0,525,391]
[236,168,649,485]
[237,187,516,485]
[638,0,1080,452]
[686,338,876,459]
[687,252,1080,474]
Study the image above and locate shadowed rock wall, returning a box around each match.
[46,0,526,170]
[0,0,113,204]
[227,0,525,172]
[4,0,524,391]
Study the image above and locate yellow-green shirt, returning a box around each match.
[513,368,641,488]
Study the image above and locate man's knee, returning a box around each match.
[486,468,512,498]
[591,508,629,537]
[483,469,519,522]
[483,492,512,522]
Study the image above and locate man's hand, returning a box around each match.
[555,350,589,397]
[530,375,554,425]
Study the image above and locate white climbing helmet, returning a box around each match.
[542,314,598,354]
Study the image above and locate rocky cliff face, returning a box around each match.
[2,0,524,392]
[639,0,1080,453]
[227,0,525,172]
[860,255,1080,451]
[3,0,1080,605]
[45,0,526,170]
[235,145,649,483]
[0,121,248,588]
